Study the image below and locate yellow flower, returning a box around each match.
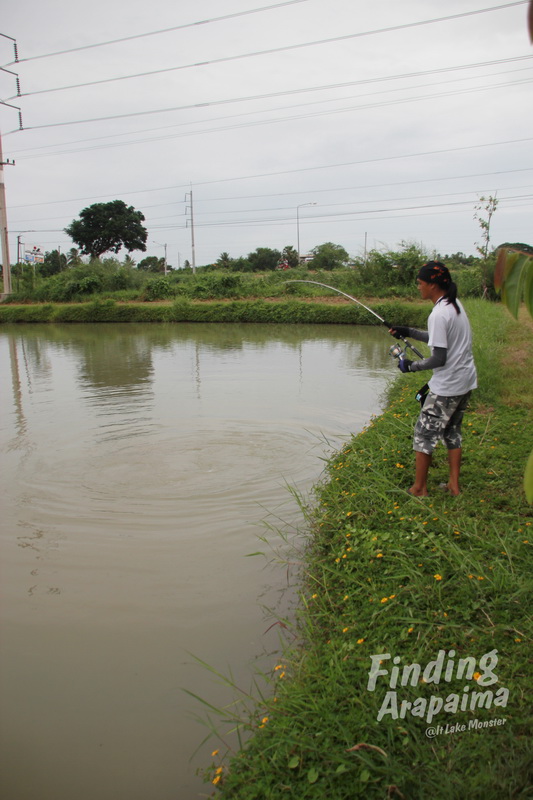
[212,775,221,785]
[381,597,388,603]
[376,553,384,558]
[434,574,442,581]
[211,749,219,757]
[342,627,349,633]
[473,672,481,681]
[262,717,269,724]
[408,627,414,633]
[389,594,396,599]
[357,638,365,644]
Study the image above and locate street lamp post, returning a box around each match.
[296,203,316,262]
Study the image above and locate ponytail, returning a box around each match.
[443,280,460,314]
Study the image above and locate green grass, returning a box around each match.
[201,300,533,799]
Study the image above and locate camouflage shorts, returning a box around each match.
[413,391,472,454]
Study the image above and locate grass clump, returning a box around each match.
[203,300,533,799]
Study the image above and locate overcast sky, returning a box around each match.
[1,0,532,268]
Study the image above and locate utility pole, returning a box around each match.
[153,240,168,274]
[185,188,196,274]
[0,130,14,296]
[296,202,316,261]
[0,41,23,297]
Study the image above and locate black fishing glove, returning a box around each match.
[398,358,413,373]
[388,325,410,339]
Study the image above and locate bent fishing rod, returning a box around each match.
[285,279,424,358]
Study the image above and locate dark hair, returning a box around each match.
[417,261,460,314]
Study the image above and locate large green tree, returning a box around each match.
[246,247,281,272]
[138,256,166,273]
[309,242,349,270]
[65,200,147,259]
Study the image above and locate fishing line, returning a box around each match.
[285,279,425,358]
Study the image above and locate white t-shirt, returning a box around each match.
[427,298,478,396]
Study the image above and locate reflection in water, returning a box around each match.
[0,322,394,800]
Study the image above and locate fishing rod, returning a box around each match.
[285,279,425,359]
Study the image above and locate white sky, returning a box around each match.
[1,0,532,268]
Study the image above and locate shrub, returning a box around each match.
[142,277,174,301]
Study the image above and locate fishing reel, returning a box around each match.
[389,338,423,361]
[389,343,407,361]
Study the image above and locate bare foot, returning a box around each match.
[407,487,429,497]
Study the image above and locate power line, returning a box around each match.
[196,168,533,204]
[187,137,533,188]
[8,1,310,64]
[19,73,533,155]
[9,184,533,226]
[7,64,533,158]
[14,1,529,99]
[8,155,533,214]
[12,55,533,137]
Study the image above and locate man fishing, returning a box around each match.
[389,261,477,497]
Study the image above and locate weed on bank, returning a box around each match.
[205,301,533,799]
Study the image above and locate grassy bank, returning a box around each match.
[0,298,429,326]
[205,300,533,799]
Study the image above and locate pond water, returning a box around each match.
[0,322,393,800]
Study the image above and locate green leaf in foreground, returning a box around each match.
[307,767,319,784]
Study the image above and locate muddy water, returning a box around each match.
[0,322,393,800]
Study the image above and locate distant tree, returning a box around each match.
[216,252,233,269]
[282,245,299,268]
[387,240,428,285]
[67,248,82,266]
[138,256,166,273]
[40,249,68,277]
[309,242,349,271]
[65,200,147,259]
[444,252,477,266]
[247,247,281,272]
